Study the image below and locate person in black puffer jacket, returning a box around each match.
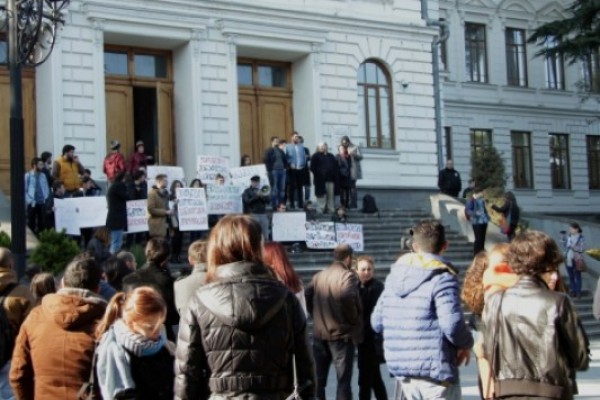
[175,215,315,400]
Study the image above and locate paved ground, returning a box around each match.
[324,339,600,399]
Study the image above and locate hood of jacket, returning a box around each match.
[389,252,457,297]
[197,261,288,331]
[41,287,107,330]
[0,267,17,291]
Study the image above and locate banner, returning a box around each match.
[205,184,244,215]
[126,200,148,233]
[272,212,307,242]
[147,166,185,188]
[305,221,337,249]
[197,155,230,183]
[229,164,269,188]
[305,222,364,251]
[176,187,208,231]
[54,197,108,234]
[335,223,364,252]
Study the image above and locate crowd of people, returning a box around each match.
[0,213,594,400]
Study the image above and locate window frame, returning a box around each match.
[549,133,571,189]
[236,59,292,91]
[543,37,565,90]
[586,135,600,190]
[470,128,493,156]
[582,47,600,93]
[510,131,534,189]
[505,28,528,87]
[357,60,395,150]
[465,23,488,83]
[104,45,172,83]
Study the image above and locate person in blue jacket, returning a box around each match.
[372,219,473,400]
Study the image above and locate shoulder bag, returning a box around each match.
[77,344,99,400]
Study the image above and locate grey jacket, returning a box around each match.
[174,263,207,316]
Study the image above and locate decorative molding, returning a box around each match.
[91,18,105,49]
[227,34,238,62]
[190,29,202,57]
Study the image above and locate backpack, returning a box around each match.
[362,194,380,217]
[0,282,17,367]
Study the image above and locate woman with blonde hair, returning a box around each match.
[95,286,174,399]
[263,241,307,315]
[175,215,315,399]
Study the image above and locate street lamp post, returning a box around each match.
[1,0,70,276]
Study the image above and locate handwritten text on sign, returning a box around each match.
[205,185,244,214]
[126,200,148,233]
[176,187,208,231]
[305,222,364,251]
[197,155,230,183]
[146,166,185,189]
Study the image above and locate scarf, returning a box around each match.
[113,319,166,357]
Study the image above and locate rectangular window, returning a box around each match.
[258,65,287,88]
[587,135,600,189]
[544,37,565,89]
[444,127,453,160]
[237,64,253,86]
[465,23,488,83]
[582,48,600,93]
[134,54,168,78]
[511,131,534,188]
[549,133,570,189]
[505,28,528,87]
[470,129,492,155]
[104,51,128,75]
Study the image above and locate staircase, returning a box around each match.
[287,208,600,339]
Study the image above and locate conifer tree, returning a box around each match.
[470,146,506,195]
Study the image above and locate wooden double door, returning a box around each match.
[105,82,175,166]
[0,73,36,194]
[238,60,293,165]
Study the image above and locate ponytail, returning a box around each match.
[95,292,126,338]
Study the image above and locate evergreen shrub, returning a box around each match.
[30,229,80,275]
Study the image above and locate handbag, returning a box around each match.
[575,257,586,272]
[77,345,99,400]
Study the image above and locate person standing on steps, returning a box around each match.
[561,222,586,298]
[263,136,288,210]
[106,171,131,255]
[285,132,307,210]
[52,144,85,196]
[438,159,462,197]
[242,175,270,241]
[466,186,489,255]
[340,136,363,209]
[103,139,126,185]
[147,174,173,239]
[25,157,50,237]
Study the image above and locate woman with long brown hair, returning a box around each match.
[95,286,174,399]
[175,215,315,399]
[263,241,307,315]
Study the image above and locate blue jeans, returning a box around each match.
[313,338,355,400]
[110,229,124,254]
[270,169,286,208]
[399,377,460,400]
[566,265,582,295]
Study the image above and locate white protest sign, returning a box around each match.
[205,184,244,215]
[54,198,79,235]
[73,197,108,228]
[147,166,185,189]
[177,187,208,231]
[272,212,307,242]
[335,223,364,251]
[229,165,269,188]
[197,155,230,183]
[305,221,337,249]
[126,200,148,233]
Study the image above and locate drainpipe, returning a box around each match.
[421,0,449,170]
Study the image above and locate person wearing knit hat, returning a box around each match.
[129,140,153,174]
[103,139,126,183]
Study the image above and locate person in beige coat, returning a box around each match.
[147,174,173,238]
[0,248,34,399]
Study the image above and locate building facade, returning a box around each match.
[440,0,600,213]
[2,0,442,196]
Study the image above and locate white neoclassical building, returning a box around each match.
[440,0,600,213]
[2,0,598,212]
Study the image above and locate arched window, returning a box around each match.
[357,60,394,149]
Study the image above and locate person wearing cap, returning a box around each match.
[242,175,270,241]
[52,144,85,195]
[103,140,126,184]
[128,140,153,174]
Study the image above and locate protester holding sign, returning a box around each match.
[169,180,184,263]
[242,176,270,241]
[147,174,172,239]
[106,171,131,254]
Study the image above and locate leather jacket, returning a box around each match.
[482,276,589,399]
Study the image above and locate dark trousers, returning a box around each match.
[289,169,304,209]
[349,180,358,209]
[313,338,354,400]
[472,223,488,255]
[27,204,45,236]
[566,266,582,295]
[357,342,388,400]
[339,184,350,208]
[171,228,183,261]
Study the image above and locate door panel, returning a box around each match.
[258,95,292,157]
[157,83,175,165]
[238,94,258,163]
[105,84,134,157]
[0,75,36,194]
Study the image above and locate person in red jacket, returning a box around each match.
[128,140,153,174]
[103,140,126,183]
